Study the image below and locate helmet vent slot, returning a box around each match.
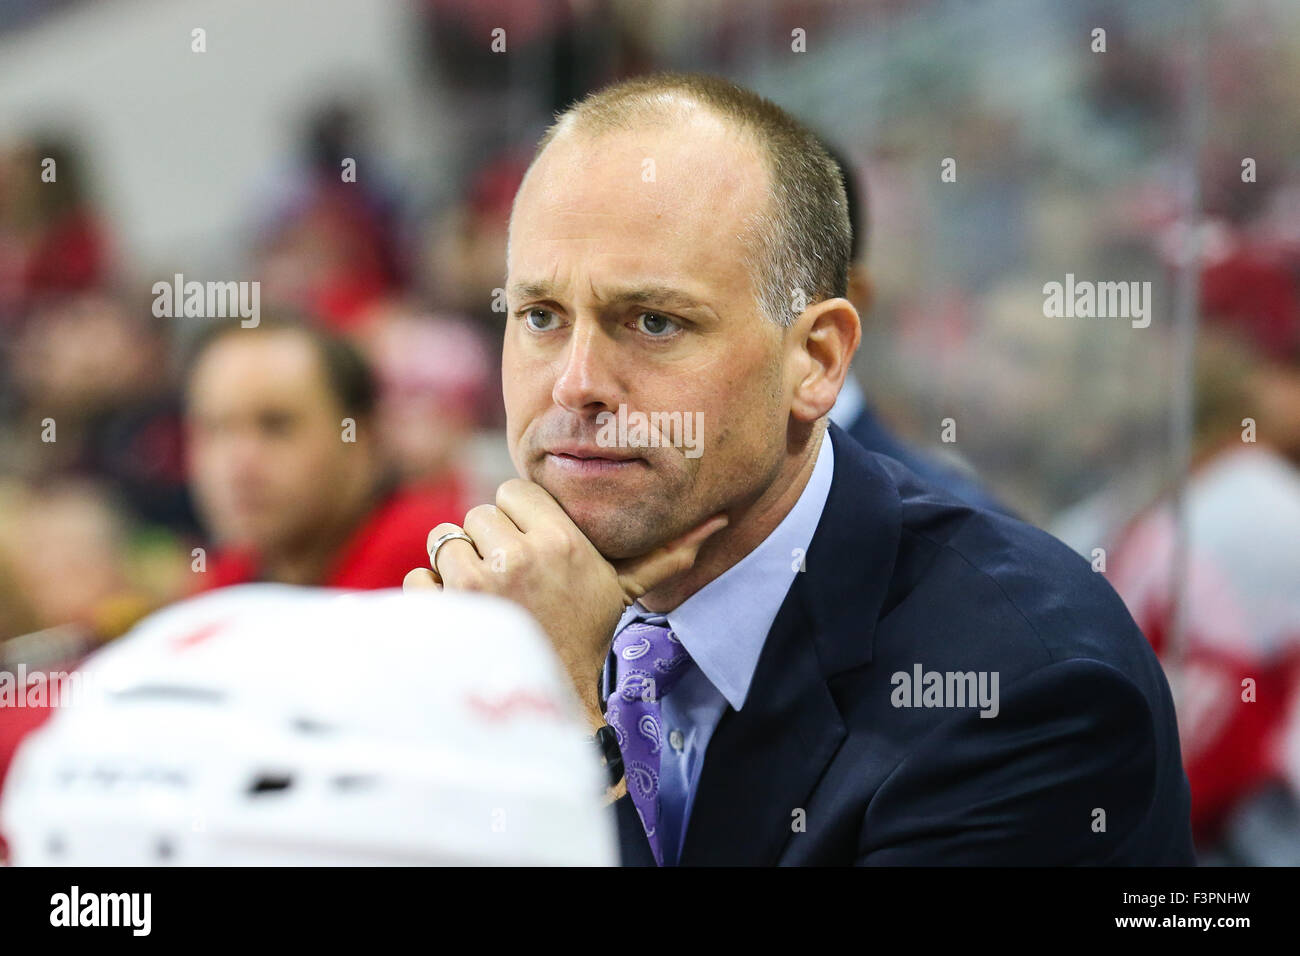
[247,773,294,795]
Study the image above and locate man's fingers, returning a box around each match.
[462,503,523,560]
[615,513,729,602]
[426,522,480,584]
[426,523,480,561]
[495,479,575,535]
[403,567,441,591]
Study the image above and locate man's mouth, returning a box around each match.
[543,445,647,475]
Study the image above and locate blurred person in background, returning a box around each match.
[252,99,406,332]
[1106,248,1300,863]
[823,144,1013,517]
[0,134,112,322]
[184,316,467,591]
[0,478,163,792]
[0,141,31,327]
[419,151,524,429]
[354,305,493,496]
[423,153,527,324]
[0,480,153,643]
[413,0,635,168]
[1,292,197,534]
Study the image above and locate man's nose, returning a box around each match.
[551,320,622,415]
[214,430,268,481]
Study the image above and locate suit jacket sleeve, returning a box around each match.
[858,658,1160,865]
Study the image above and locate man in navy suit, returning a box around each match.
[406,73,1194,865]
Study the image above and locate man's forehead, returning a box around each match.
[514,118,767,224]
[191,333,329,398]
[508,127,767,299]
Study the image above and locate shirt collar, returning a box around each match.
[615,430,836,711]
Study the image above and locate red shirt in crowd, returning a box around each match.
[197,479,469,591]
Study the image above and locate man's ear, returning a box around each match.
[790,297,861,423]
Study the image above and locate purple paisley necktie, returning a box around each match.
[604,617,693,866]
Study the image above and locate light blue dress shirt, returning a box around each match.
[601,431,836,865]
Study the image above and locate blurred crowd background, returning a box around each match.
[0,0,1297,864]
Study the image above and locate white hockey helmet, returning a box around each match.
[0,585,616,866]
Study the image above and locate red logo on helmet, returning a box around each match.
[466,690,562,722]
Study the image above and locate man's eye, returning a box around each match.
[523,308,558,332]
[635,312,679,337]
[258,412,295,437]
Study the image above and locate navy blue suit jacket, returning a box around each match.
[845,402,1014,517]
[614,423,1194,865]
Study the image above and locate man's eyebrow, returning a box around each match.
[606,286,711,311]
[509,280,555,301]
[508,280,710,311]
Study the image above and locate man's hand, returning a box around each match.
[404,478,727,730]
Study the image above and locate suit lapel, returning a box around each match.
[676,424,901,865]
[677,581,846,865]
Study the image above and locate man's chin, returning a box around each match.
[217,517,292,555]
[543,491,669,562]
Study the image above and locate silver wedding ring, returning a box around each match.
[429,529,475,578]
